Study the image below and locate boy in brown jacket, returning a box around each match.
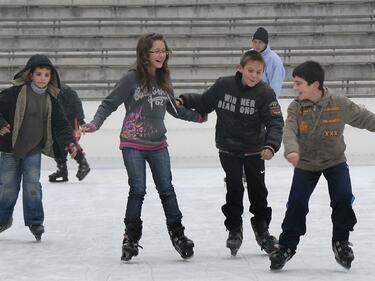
[269,61,375,270]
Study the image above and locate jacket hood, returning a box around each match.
[11,54,61,97]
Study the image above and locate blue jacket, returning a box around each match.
[260,46,285,98]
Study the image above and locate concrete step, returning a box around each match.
[0,1,373,19]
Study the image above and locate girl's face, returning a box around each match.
[147,40,168,74]
[239,60,264,87]
[30,67,51,88]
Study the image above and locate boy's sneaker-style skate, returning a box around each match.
[49,161,68,182]
[29,224,45,241]
[269,245,296,270]
[168,224,194,259]
[226,226,243,256]
[332,240,354,269]
[121,233,142,262]
[76,157,90,181]
[251,221,278,254]
[0,217,13,233]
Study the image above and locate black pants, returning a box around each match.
[56,147,85,164]
[279,162,357,251]
[219,152,272,231]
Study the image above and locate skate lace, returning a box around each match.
[335,241,353,256]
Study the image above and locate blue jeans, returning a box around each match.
[0,152,44,226]
[279,162,357,250]
[122,148,182,241]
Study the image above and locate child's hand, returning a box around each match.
[82,122,97,133]
[260,148,274,160]
[175,97,184,106]
[286,152,299,167]
[68,143,78,158]
[0,124,11,136]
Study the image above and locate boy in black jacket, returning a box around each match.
[49,84,90,182]
[0,54,77,241]
[178,50,284,256]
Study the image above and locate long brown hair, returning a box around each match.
[136,33,173,95]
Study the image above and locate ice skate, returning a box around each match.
[76,157,90,181]
[332,240,354,269]
[49,160,68,182]
[168,224,194,259]
[251,221,278,254]
[269,245,295,270]
[29,224,45,241]
[0,217,13,233]
[226,226,243,256]
[121,233,142,262]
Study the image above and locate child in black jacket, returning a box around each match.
[179,50,284,256]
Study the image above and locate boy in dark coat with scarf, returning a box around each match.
[0,54,77,241]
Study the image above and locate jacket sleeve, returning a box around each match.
[92,73,134,129]
[283,101,300,156]
[343,96,375,131]
[260,90,284,153]
[179,78,222,114]
[166,94,206,123]
[0,88,17,129]
[52,98,75,148]
[69,87,85,125]
[268,60,285,98]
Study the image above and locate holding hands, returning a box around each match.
[82,122,97,133]
[0,124,11,136]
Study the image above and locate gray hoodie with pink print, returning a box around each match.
[91,70,205,150]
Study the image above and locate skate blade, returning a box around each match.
[33,235,42,242]
[77,168,91,181]
[230,248,239,256]
[335,257,352,270]
[270,262,284,270]
[49,178,68,183]
[181,250,194,259]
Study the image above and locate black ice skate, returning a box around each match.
[226,226,243,256]
[332,240,354,269]
[29,224,45,241]
[0,217,13,233]
[49,161,68,182]
[121,233,142,262]
[168,224,194,259]
[269,245,295,270]
[251,221,278,254]
[76,157,90,181]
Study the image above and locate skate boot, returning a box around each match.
[226,226,243,256]
[332,240,354,269]
[0,217,13,233]
[269,245,295,270]
[29,224,45,241]
[121,233,142,262]
[168,224,194,259]
[251,221,278,254]
[49,160,68,182]
[76,157,90,181]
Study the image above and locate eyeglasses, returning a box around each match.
[149,50,170,55]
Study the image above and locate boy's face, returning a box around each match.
[252,39,266,52]
[30,67,51,88]
[239,60,264,87]
[293,76,320,101]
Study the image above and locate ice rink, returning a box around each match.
[0,158,374,281]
